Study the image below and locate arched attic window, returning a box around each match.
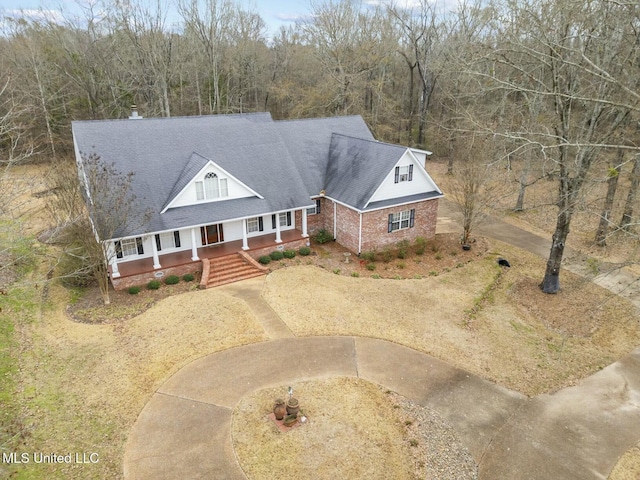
[195,172,229,201]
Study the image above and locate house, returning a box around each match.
[72,112,443,289]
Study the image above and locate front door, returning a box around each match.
[201,224,225,245]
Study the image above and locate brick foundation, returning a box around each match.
[111,262,202,290]
[245,238,309,261]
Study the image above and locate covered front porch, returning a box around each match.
[110,229,306,280]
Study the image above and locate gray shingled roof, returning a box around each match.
[72,112,440,241]
[72,113,313,238]
[275,116,374,195]
[325,134,408,210]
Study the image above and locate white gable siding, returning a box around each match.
[367,150,439,204]
[169,164,255,209]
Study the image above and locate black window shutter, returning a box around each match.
[116,241,123,259]
[410,209,415,228]
[408,164,413,181]
[136,237,144,254]
[316,199,321,214]
[174,231,181,248]
[271,214,276,229]
[388,214,394,233]
[155,234,162,251]
[258,217,264,231]
[394,166,400,183]
[287,211,292,226]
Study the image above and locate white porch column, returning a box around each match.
[108,242,120,278]
[275,214,282,243]
[190,228,199,261]
[301,208,309,237]
[151,236,161,269]
[242,219,250,250]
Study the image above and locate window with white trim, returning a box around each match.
[307,199,321,215]
[388,209,415,232]
[247,217,263,233]
[394,164,414,183]
[195,172,229,201]
[155,231,181,251]
[279,212,288,227]
[116,237,144,258]
[121,238,139,256]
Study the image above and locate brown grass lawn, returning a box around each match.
[262,240,640,397]
[4,280,266,479]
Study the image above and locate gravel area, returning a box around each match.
[388,391,478,480]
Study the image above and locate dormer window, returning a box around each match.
[196,172,229,201]
[394,164,414,183]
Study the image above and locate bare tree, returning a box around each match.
[619,154,640,233]
[465,0,640,293]
[444,136,505,245]
[594,150,623,246]
[58,153,151,304]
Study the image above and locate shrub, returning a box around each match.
[128,286,141,295]
[371,274,381,279]
[147,279,161,290]
[360,251,376,262]
[351,271,360,278]
[429,270,438,276]
[314,229,333,244]
[182,273,195,282]
[283,249,296,259]
[333,268,341,274]
[397,240,410,259]
[258,255,272,265]
[269,250,284,261]
[165,275,180,285]
[299,246,311,256]
[366,263,376,271]
[382,246,393,263]
[434,253,442,260]
[414,237,427,255]
[397,262,406,269]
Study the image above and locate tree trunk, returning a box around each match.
[594,153,622,246]
[620,154,640,232]
[514,159,531,211]
[541,212,571,293]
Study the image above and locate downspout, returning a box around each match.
[358,212,362,254]
[333,201,337,240]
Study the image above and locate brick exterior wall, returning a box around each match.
[111,262,201,290]
[296,197,439,254]
[360,198,439,253]
[335,203,361,253]
[294,197,334,237]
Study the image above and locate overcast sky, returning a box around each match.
[1,0,315,36]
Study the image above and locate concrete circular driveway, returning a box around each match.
[123,336,640,480]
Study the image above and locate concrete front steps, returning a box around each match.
[200,252,267,288]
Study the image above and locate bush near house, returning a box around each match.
[299,246,311,256]
[258,255,272,265]
[283,250,296,259]
[128,286,141,294]
[314,229,333,244]
[182,273,195,282]
[270,250,284,261]
[147,280,161,290]
[164,275,180,285]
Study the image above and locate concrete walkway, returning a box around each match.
[124,200,640,479]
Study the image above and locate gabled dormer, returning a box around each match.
[365,149,441,207]
[161,152,263,212]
